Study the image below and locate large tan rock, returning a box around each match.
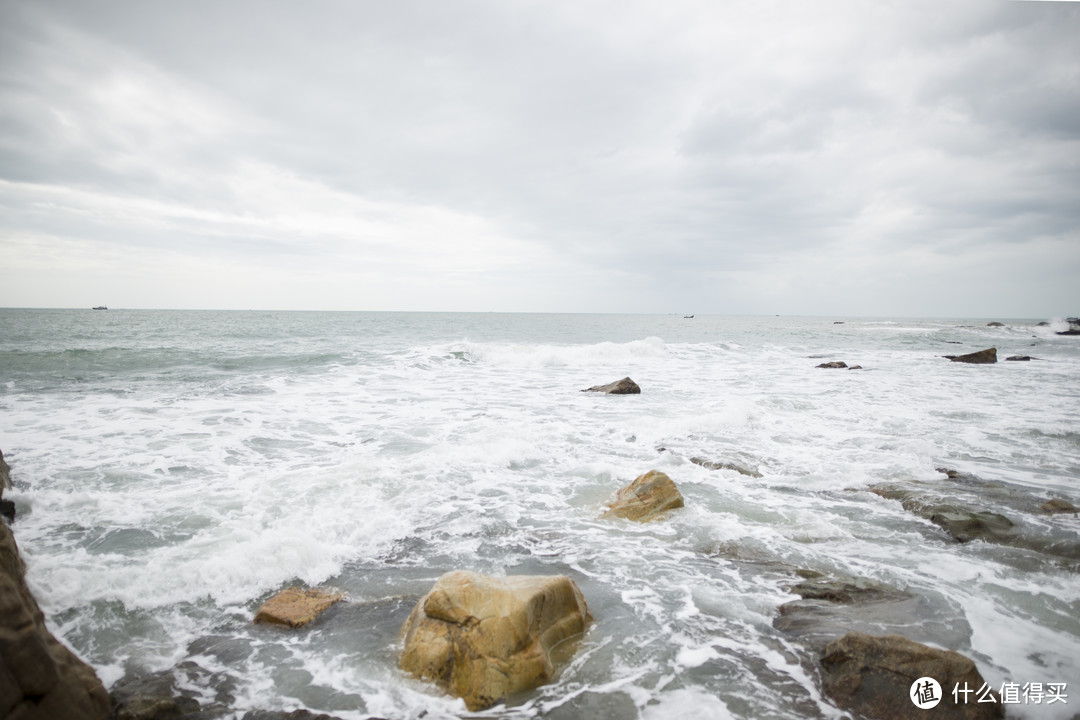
[603,470,684,522]
[399,570,591,711]
[254,587,344,628]
[1,522,111,720]
[820,633,1003,719]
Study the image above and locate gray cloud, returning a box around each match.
[1,0,1077,315]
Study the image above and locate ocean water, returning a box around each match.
[1,309,1078,719]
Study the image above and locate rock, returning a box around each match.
[581,377,641,394]
[0,448,12,523]
[690,456,763,478]
[987,321,1005,327]
[602,470,684,522]
[928,510,1015,544]
[109,669,202,720]
[773,578,968,652]
[399,570,591,711]
[253,587,344,628]
[1,522,111,720]
[816,361,847,369]
[242,711,346,720]
[820,633,1003,719]
[110,661,235,720]
[1037,321,1050,326]
[1005,355,1032,361]
[848,365,863,370]
[1040,498,1079,515]
[944,347,997,364]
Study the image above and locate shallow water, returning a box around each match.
[2,310,1078,719]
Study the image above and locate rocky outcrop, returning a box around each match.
[820,633,1003,719]
[253,587,344,628]
[1005,355,1032,361]
[602,470,684,522]
[986,322,1004,327]
[399,570,591,711]
[1,448,13,523]
[1,521,111,720]
[582,377,641,394]
[690,456,763,478]
[869,482,1080,560]
[944,347,997,364]
[816,361,847,369]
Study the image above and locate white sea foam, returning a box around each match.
[2,311,1077,719]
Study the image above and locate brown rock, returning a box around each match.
[944,348,997,364]
[820,633,1003,719]
[253,587,344,628]
[1040,498,1079,515]
[582,377,640,394]
[1,523,111,720]
[1005,355,1032,361]
[399,570,591,711]
[602,470,684,522]
[817,361,848,369]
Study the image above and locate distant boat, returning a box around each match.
[92,306,108,310]
[683,314,694,319]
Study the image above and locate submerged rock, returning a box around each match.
[253,587,344,628]
[690,456,763,478]
[987,321,1005,327]
[602,470,684,522]
[944,347,997,364]
[399,570,591,711]
[820,633,1003,720]
[1041,498,1079,515]
[581,377,641,394]
[773,576,969,652]
[1,522,111,720]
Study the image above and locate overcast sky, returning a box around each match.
[1,0,1077,316]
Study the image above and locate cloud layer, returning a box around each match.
[2,0,1078,315]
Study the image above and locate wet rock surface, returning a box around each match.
[398,570,592,711]
[1,519,111,720]
[602,470,685,522]
[581,376,641,394]
[943,347,997,363]
[820,633,1004,720]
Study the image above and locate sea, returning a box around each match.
[1,309,1078,720]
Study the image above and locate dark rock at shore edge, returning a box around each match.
[582,376,641,394]
[943,347,997,364]
[820,633,1003,720]
[1,519,111,720]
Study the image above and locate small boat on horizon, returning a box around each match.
[92,306,108,310]
[683,314,694,319]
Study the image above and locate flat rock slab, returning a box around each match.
[582,377,641,394]
[254,587,344,628]
[603,470,684,522]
